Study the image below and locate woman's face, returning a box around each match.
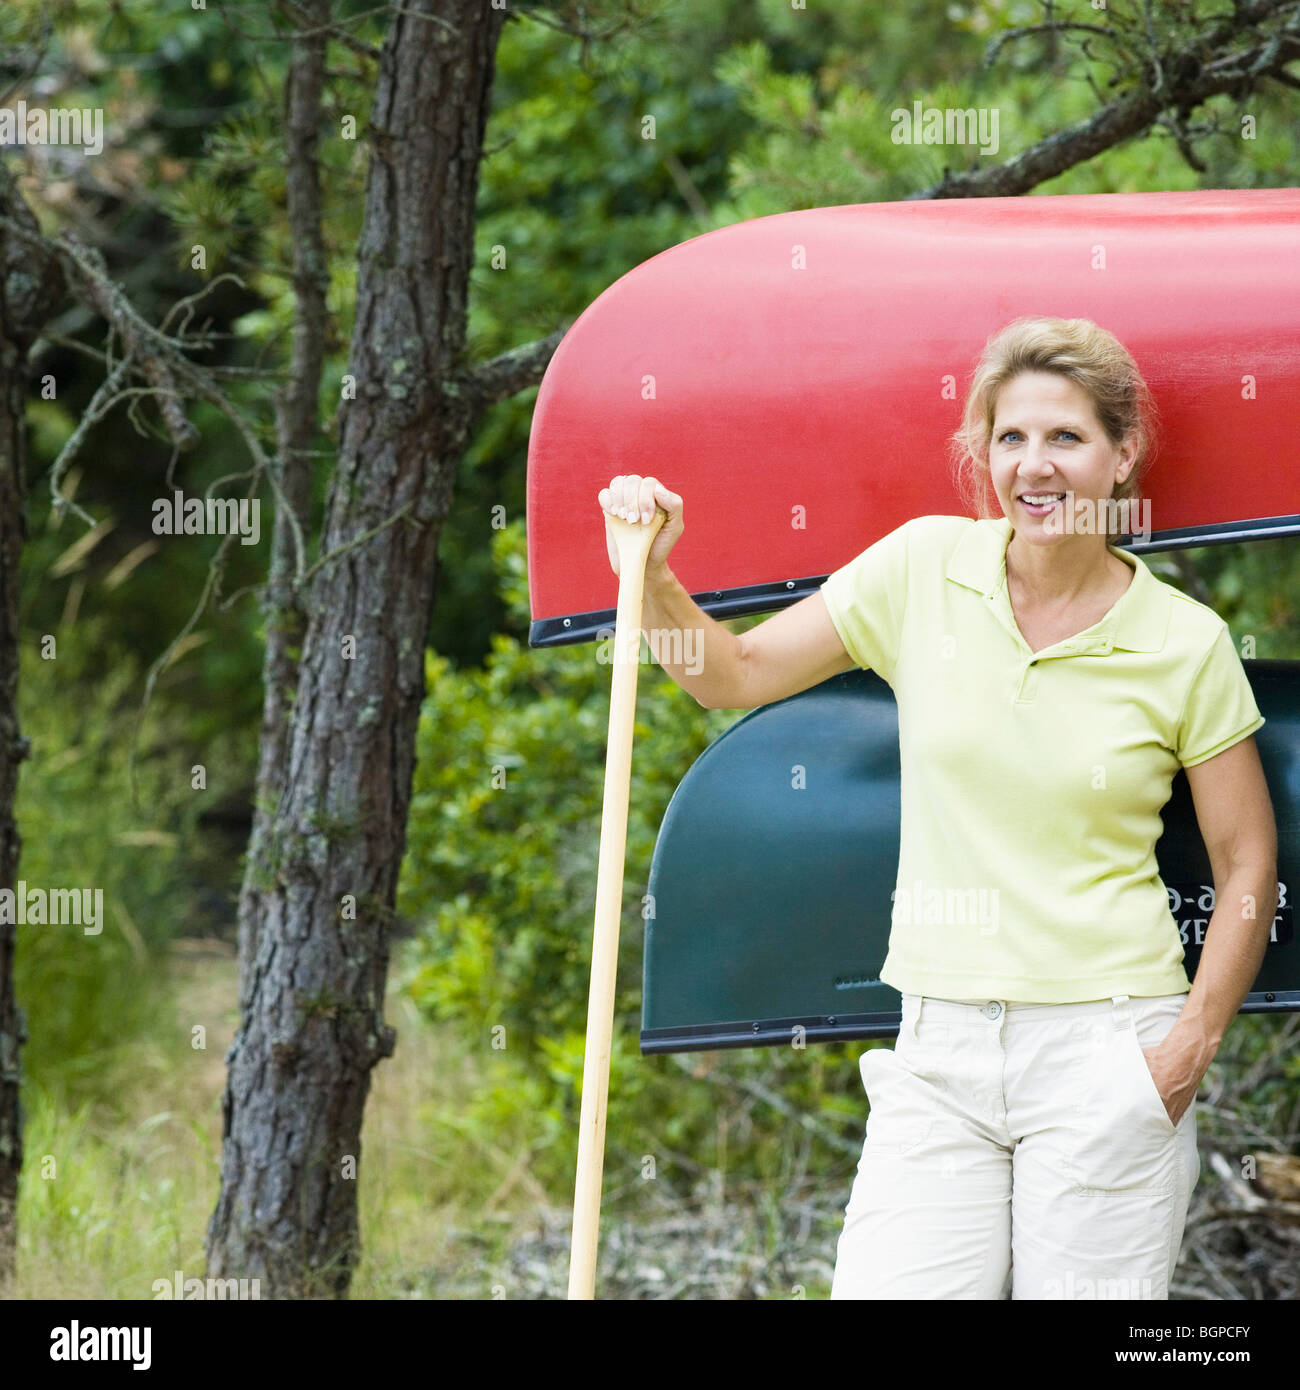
[987,371,1136,540]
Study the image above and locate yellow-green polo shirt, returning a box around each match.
[819,514,1265,1002]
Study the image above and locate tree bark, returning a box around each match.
[206,0,509,1297]
[237,0,330,1002]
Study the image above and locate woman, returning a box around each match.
[597,316,1277,1300]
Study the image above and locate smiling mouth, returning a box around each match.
[1019,493,1065,512]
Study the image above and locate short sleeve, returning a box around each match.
[1175,624,1264,767]
[819,517,913,684]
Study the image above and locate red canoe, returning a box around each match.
[526,188,1300,647]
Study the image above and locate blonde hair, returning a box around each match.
[949,316,1159,539]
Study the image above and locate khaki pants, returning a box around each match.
[830,992,1200,1300]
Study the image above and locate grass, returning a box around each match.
[11,940,232,1299]
[6,937,573,1300]
[5,934,843,1300]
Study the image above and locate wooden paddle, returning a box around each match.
[567,502,669,1301]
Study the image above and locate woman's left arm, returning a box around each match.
[1145,733,1278,1125]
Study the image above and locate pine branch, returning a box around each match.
[907,0,1300,200]
[461,323,573,410]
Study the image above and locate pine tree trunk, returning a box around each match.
[206,0,508,1297]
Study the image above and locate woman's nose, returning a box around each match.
[1022,440,1054,474]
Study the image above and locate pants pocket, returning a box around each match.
[1064,1015,1184,1193]
[857,1047,934,1159]
[1124,1023,1178,1135]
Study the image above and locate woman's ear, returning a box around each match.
[1114,432,1139,489]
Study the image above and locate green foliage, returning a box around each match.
[1187,541,1300,661]
[396,520,873,1202]
[13,621,225,1104]
[398,517,729,1052]
[706,0,1300,220]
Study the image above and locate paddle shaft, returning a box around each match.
[567,507,668,1300]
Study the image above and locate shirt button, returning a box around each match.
[982,1001,1003,1020]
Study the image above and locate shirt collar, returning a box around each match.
[944,516,1170,653]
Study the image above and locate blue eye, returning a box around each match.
[997,429,1080,442]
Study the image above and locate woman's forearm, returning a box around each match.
[639,564,747,709]
[1146,864,1276,1125]
[1171,863,1278,1062]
